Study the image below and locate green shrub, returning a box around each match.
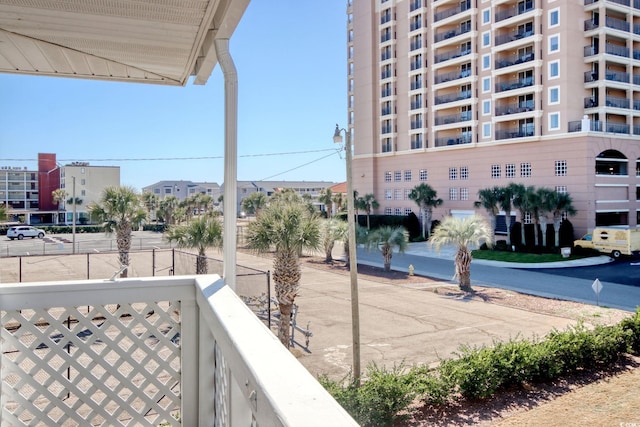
[319,363,417,427]
[620,309,640,352]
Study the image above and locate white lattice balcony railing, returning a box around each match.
[0,275,357,426]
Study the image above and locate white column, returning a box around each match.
[214,38,238,291]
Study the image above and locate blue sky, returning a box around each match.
[0,2,348,191]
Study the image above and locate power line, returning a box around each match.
[259,150,341,181]
[0,148,338,163]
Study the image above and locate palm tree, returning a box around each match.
[158,195,179,225]
[245,200,321,347]
[550,192,577,247]
[318,188,334,218]
[474,187,501,238]
[52,188,68,223]
[88,186,147,278]
[165,214,223,274]
[497,185,515,246]
[429,215,493,292]
[141,192,159,222]
[509,183,534,246]
[332,191,345,215]
[241,191,268,216]
[356,193,379,229]
[535,187,556,248]
[365,226,408,272]
[408,183,443,239]
[320,218,347,263]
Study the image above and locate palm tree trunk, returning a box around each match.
[456,248,473,292]
[505,213,512,246]
[196,249,208,274]
[273,249,301,347]
[421,207,427,239]
[116,222,132,278]
[382,245,392,272]
[325,242,334,263]
[539,218,548,248]
[553,216,562,247]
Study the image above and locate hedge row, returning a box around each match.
[320,309,640,427]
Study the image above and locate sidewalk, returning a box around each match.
[236,251,584,380]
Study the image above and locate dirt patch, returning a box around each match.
[301,257,640,426]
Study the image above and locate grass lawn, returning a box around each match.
[471,249,595,263]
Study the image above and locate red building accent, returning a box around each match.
[38,153,59,211]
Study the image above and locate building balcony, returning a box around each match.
[494,29,535,47]
[495,101,535,116]
[569,118,638,135]
[585,96,599,108]
[434,112,472,125]
[434,90,472,105]
[434,26,471,43]
[495,76,534,93]
[634,99,640,110]
[434,135,472,147]
[495,51,534,69]
[584,0,640,10]
[606,95,630,108]
[434,68,471,85]
[434,0,471,22]
[0,275,356,426]
[495,128,535,140]
[495,2,535,22]
[434,47,471,64]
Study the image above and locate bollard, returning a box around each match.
[408,264,414,276]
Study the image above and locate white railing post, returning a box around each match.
[181,298,199,426]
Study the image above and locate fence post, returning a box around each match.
[19,256,22,282]
[171,248,175,276]
[87,253,90,279]
[152,248,156,277]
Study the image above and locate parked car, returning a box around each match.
[7,226,46,240]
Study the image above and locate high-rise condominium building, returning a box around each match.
[347,0,640,235]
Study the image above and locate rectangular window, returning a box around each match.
[394,171,402,181]
[404,207,413,216]
[482,77,491,93]
[460,166,469,180]
[385,189,393,200]
[483,100,491,115]
[549,86,559,104]
[395,207,403,215]
[449,167,458,180]
[556,185,567,194]
[505,163,515,178]
[81,190,86,196]
[521,162,532,177]
[491,164,501,179]
[419,169,428,181]
[549,61,559,78]
[482,31,490,47]
[395,189,403,200]
[385,171,392,182]
[549,35,559,53]
[404,189,411,200]
[460,188,469,201]
[549,9,559,27]
[555,160,567,176]
[411,133,423,149]
[482,54,491,70]
[385,207,393,215]
[483,122,491,138]
[549,112,560,130]
[81,179,86,185]
[482,8,491,24]
[404,170,412,181]
[449,188,458,200]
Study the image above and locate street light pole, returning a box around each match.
[333,124,361,382]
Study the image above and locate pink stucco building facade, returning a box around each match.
[347,0,640,236]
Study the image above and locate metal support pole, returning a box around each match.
[334,125,361,382]
[72,176,77,254]
[215,38,238,291]
[87,253,90,279]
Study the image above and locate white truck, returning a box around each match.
[573,227,640,258]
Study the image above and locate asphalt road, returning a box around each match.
[355,248,640,313]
